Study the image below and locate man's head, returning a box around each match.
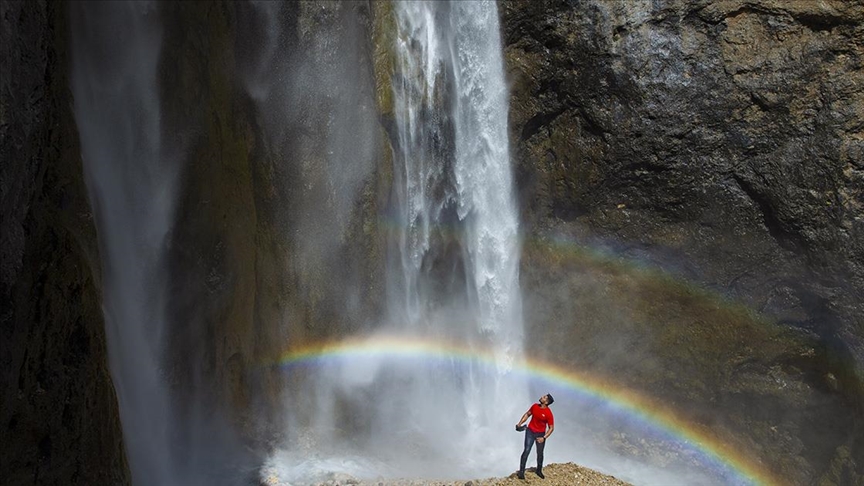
[541,394,555,405]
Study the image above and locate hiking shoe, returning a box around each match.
[536,470,545,479]
[517,471,525,480]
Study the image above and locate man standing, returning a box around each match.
[515,394,555,479]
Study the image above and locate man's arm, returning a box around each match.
[516,409,531,427]
[537,425,554,443]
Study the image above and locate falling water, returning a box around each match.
[392,0,524,355]
[264,1,528,482]
[389,0,527,445]
[70,2,179,484]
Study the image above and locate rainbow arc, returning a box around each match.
[274,334,781,486]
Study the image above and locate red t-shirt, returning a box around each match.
[528,403,554,433]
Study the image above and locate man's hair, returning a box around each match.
[546,394,555,405]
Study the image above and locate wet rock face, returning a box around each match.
[4,1,384,482]
[504,0,863,334]
[0,0,129,484]
[503,0,863,342]
[502,0,862,483]
[157,0,386,458]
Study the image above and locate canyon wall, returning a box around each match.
[502,0,862,484]
[2,0,862,484]
[0,1,130,484]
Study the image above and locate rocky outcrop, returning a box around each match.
[0,0,129,484]
[502,0,862,484]
[240,0,390,438]
[144,3,281,473]
[261,462,631,486]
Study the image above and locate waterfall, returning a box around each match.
[389,0,526,442]
[264,1,528,482]
[71,0,526,482]
[392,0,524,360]
[70,2,178,483]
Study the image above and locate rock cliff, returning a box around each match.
[0,0,130,484]
[502,0,862,484]
[122,0,385,474]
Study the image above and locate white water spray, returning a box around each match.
[265,1,528,482]
[389,0,527,457]
[70,2,178,483]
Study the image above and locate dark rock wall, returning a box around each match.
[503,0,863,355]
[154,2,277,474]
[4,1,388,482]
[155,0,386,459]
[250,1,386,345]
[502,0,862,483]
[0,1,129,484]
[236,0,388,433]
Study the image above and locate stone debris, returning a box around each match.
[263,463,632,486]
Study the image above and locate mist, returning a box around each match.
[70,2,256,483]
[70,2,179,482]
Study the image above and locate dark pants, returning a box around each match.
[519,428,545,474]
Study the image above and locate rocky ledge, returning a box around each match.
[262,463,632,486]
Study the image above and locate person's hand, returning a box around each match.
[536,437,545,443]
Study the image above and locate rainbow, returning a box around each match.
[274,334,781,486]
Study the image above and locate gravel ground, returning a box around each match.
[262,463,633,486]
